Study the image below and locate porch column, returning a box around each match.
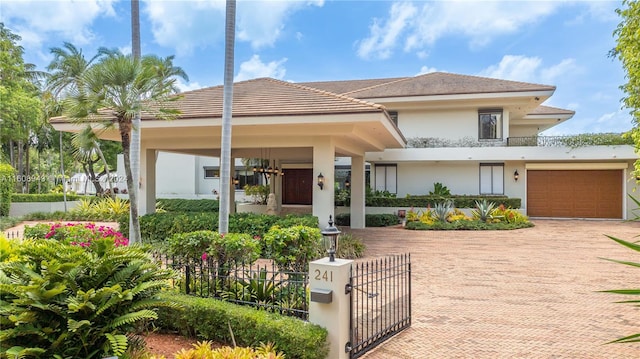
[350,155,365,229]
[230,156,236,214]
[313,137,335,223]
[275,159,283,213]
[140,148,157,215]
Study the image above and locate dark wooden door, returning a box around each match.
[283,169,312,205]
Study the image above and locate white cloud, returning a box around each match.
[478,55,542,83]
[357,2,417,60]
[176,78,204,93]
[1,0,116,48]
[357,1,562,59]
[416,66,437,76]
[543,109,633,135]
[234,55,287,82]
[478,55,578,84]
[144,0,226,56]
[145,0,323,55]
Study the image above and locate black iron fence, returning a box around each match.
[153,253,309,320]
[4,230,21,239]
[347,254,411,358]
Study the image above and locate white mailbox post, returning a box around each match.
[309,257,353,359]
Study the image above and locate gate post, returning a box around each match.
[309,257,353,359]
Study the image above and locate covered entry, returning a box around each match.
[527,167,624,219]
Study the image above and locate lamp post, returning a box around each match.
[321,215,340,262]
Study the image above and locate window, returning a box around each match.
[479,163,504,195]
[478,109,503,140]
[203,167,219,179]
[375,164,397,194]
[388,111,398,126]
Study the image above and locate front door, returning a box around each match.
[283,169,312,205]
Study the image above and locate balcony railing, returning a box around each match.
[406,134,630,148]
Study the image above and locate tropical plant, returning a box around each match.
[62,51,188,244]
[335,232,366,259]
[167,340,285,359]
[491,204,529,224]
[601,234,640,343]
[243,184,270,204]
[0,237,176,358]
[429,182,451,197]
[432,200,454,222]
[472,199,497,222]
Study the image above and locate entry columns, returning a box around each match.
[312,137,335,222]
[139,148,157,215]
[350,155,365,229]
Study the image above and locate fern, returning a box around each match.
[108,309,158,329]
[104,333,128,356]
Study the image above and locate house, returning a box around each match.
[54,72,639,227]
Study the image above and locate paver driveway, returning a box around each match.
[347,220,640,358]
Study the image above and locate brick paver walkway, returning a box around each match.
[347,220,640,358]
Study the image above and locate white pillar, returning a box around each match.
[313,137,335,223]
[275,159,282,213]
[230,156,236,214]
[309,258,353,359]
[139,148,156,215]
[350,155,365,229]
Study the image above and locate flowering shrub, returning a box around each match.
[27,222,129,249]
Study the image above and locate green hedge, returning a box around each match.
[0,164,15,216]
[118,212,319,243]
[366,195,521,208]
[156,293,328,359]
[157,198,219,212]
[11,193,84,202]
[334,213,399,227]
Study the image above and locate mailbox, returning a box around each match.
[310,288,333,303]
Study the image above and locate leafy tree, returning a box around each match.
[612,0,640,173]
[62,52,187,243]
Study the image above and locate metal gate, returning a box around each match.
[346,254,411,358]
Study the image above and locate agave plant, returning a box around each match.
[432,200,454,222]
[601,235,640,343]
[471,199,496,222]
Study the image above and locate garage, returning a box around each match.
[527,169,623,218]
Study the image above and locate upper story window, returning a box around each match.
[478,109,503,140]
[388,111,398,126]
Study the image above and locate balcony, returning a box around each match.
[406,134,631,148]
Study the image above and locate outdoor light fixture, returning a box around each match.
[321,215,341,262]
[345,177,351,189]
[233,176,240,185]
[317,173,325,190]
[514,170,519,182]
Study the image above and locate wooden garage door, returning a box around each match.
[527,170,622,218]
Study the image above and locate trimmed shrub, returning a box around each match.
[0,163,15,216]
[0,238,175,358]
[335,232,366,259]
[367,195,521,208]
[11,193,84,202]
[120,212,319,244]
[168,230,260,264]
[263,225,323,272]
[156,198,219,213]
[335,213,399,227]
[156,293,328,359]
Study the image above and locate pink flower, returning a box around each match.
[201,252,208,261]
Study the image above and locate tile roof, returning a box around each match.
[528,105,575,116]
[170,77,385,120]
[301,72,555,98]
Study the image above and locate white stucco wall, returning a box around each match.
[397,109,511,142]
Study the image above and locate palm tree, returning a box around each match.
[63,52,187,243]
[46,42,112,98]
[130,0,142,243]
[71,125,112,195]
[219,0,236,234]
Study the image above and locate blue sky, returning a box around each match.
[0,0,633,135]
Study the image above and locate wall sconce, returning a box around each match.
[317,173,325,190]
[345,177,350,189]
[233,176,240,185]
[514,170,519,182]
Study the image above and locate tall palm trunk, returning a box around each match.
[129,0,142,243]
[219,0,236,234]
